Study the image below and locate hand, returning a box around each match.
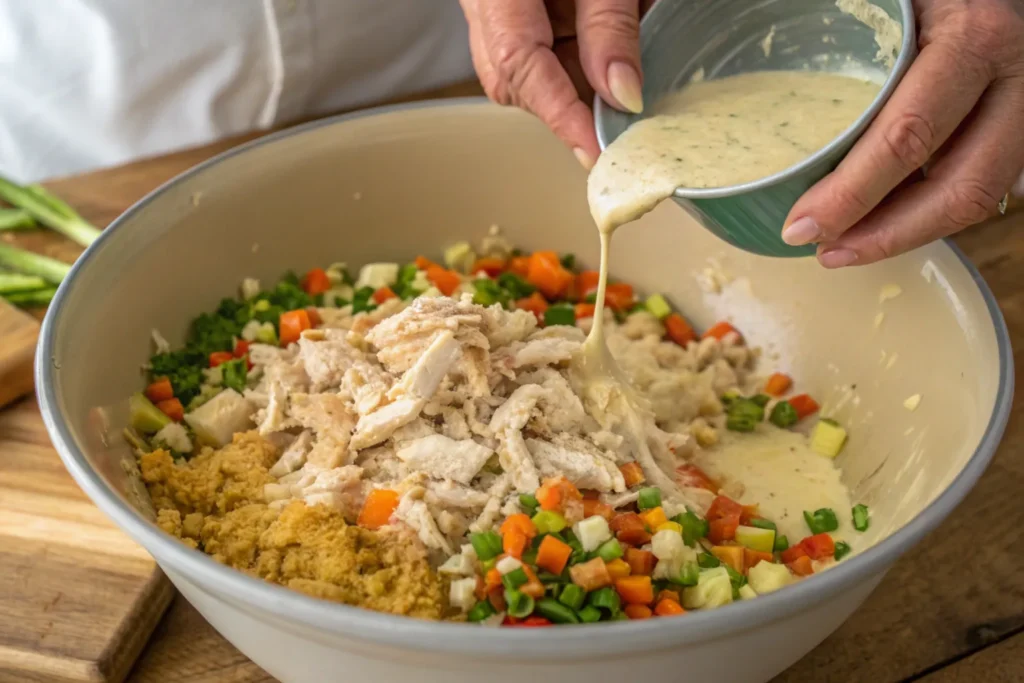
[460,0,651,169]
[782,0,1024,268]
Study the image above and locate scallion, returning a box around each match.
[469,530,503,561]
[558,583,586,611]
[698,553,721,569]
[769,400,798,428]
[0,208,36,231]
[521,548,538,566]
[725,564,747,589]
[749,518,777,532]
[726,398,765,432]
[505,588,536,618]
[578,605,602,623]
[834,541,852,561]
[803,508,839,535]
[750,394,771,407]
[519,493,539,515]
[852,504,870,532]
[543,304,576,327]
[0,243,71,285]
[637,487,662,511]
[0,176,101,246]
[586,587,621,613]
[535,597,580,624]
[532,510,567,535]
[467,600,496,622]
[673,561,700,587]
[497,272,535,299]
[560,253,576,270]
[502,567,529,591]
[595,538,623,562]
[675,510,709,547]
[774,534,790,552]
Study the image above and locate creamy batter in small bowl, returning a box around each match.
[594,0,916,257]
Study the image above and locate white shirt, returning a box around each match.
[0,0,474,182]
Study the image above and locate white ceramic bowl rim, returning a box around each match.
[37,98,1013,659]
[594,0,917,200]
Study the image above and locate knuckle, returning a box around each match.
[580,6,639,41]
[940,5,1020,70]
[943,179,1001,228]
[827,182,874,224]
[882,113,935,172]
[491,39,543,107]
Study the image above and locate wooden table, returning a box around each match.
[6,82,1024,682]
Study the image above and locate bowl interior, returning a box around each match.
[48,101,1000,567]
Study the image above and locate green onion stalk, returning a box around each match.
[0,243,71,284]
[0,176,101,247]
[0,208,36,231]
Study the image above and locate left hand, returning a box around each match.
[782,0,1024,268]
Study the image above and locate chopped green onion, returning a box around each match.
[719,390,740,407]
[586,587,621,613]
[726,398,765,432]
[502,567,529,590]
[535,597,580,624]
[769,400,798,428]
[560,253,576,270]
[672,561,700,587]
[537,570,567,585]
[558,583,586,611]
[0,208,36,231]
[725,564,747,589]
[595,538,624,562]
[834,541,852,561]
[469,531,503,561]
[578,605,602,623]
[472,278,510,308]
[497,272,535,299]
[505,588,536,618]
[852,504,870,532]
[519,493,539,513]
[750,394,771,407]
[467,600,496,622]
[774,534,790,552]
[610,611,630,621]
[0,272,48,294]
[820,417,840,426]
[0,243,71,284]
[351,286,377,314]
[749,518,777,532]
[698,553,721,569]
[220,357,248,393]
[532,510,567,534]
[544,304,576,327]
[480,557,498,574]
[675,510,710,547]
[637,487,662,511]
[628,302,647,314]
[803,508,839,535]
[546,583,563,600]
[0,176,101,246]
[2,287,56,307]
[521,548,538,566]
[584,291,598,304]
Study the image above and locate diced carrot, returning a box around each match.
[581,489,600,500]
[624,604,653,620]
[471,257,506,277]
[708,516,740,544]
[612,513,652,546]
[675,464,717,492]
[576,271,600,300]
[656,588,681,604]
[488,585,507,612]
[604,283,635,311]
[787,555,814,577]
[780,545,809,564]
[740,504,759,525]
[639,507,669,530]
[526,251,573,299]
[664,313,697,347]
[372,286,397,304]
[536,477,582,513]
[279,309,312,346]
[570,557,613,591]
[535,535,572,575]
[508,255,531,277]
[474,575,487,601]
[764,372,793,397]
[305,306,322,327]
[605,558,632,580]
[702,320,742,342]
[484,568,503,592]
[520,565,546,598]
[515,291,549,322]
[500,513,538,539]
[744,549,775,571]
[618,461,646,488]
[654,598,686,617]
[503,529,529,559]
[425,266,462,296]
[574,302,597,319]
[799,533,835,560]
[301,267,331,295]
[788,394,820,420]
[357,489,400,530]
[156,398,184,423]
[707,495,744,522]
[415,255,439,270]
[582,499,614,521]
[624,547,657,576]
[711,545,745,573]
[144,377,174,403]
[615,575,654,605]
[208,351,234,368]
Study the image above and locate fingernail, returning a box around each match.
[607,61,643,114]
[819,248,858,268]
[781,217,821,246]
[573,147,595,170]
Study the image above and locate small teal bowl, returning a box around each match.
[594,0,917,257]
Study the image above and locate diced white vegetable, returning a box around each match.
[652,545,697,582]
[573,516,612,552]
[738,584,758,600]
[811,419,848,458]
[202,366,224,386]
[651,529,686,561]
[449,577,478,612]
[682,567,733,610]
[326,262,349,285]
[184,389,254,447]
[153,422,193,453]
[411,270,430,291]
[241,319,263,342]
[747,561,794,595]
[263,482,291,502]
[240,277,261,300]
[254,322,278,345]
[443,241,476,273]
[903,394,921,411]
[323,285,354,307]
[420,286,443,298]
[439,553,475,576]
[150,328,171,354]
[355,263,399,290]
[496,556,523,575]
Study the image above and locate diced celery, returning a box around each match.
[811,419,848,457]
[645,293,672,320]
[129,393,171,434]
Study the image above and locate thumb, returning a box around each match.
[575,0,644,114]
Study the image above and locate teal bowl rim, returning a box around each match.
[594,0,918,200]
[37,97,1012,658]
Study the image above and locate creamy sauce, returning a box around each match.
[575,69,879,522]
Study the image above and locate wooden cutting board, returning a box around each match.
[0,299,39,409]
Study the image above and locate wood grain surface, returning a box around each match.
[0,299,38,409]
[2,79,1022,682]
